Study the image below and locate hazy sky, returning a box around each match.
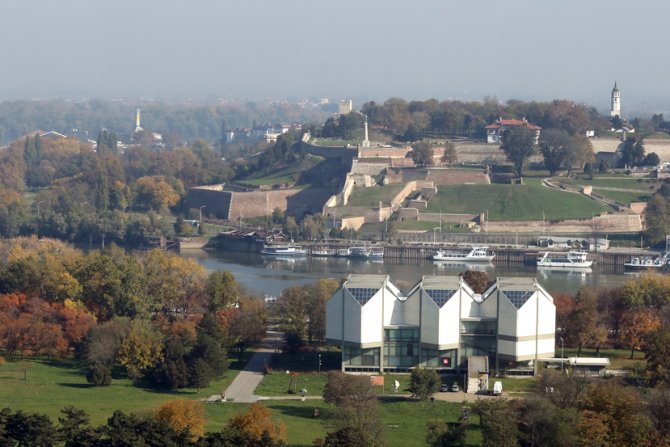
[1,0,669,112]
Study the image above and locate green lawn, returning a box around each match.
[395,220,472,232]
[554,176,660,190]
[206,398,482,447]
[591,189,651,204]
[425,179,610,221]
[347,184,406,208]
[0,358,483,446]
[0,354,250,426]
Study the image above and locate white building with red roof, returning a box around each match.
[485,118,541,144]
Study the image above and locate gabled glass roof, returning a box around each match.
[425,289,456,307]
[347,287,378,305]
[503,290,534,309]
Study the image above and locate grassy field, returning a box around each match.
[205,398,482,447]
[395,220,471,232]
[347,183,406,207]
[591,189,652,204]
[0,357,483,446]
[555,176,660,190]
[425,178,609,221]
[0,354,251,426]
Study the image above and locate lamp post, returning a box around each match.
[318,353,322,375]
[559,336,564,372]
[199,205,206,227]
[37,201,45,217]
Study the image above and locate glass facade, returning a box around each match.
[384,328,419,367]
[421,348,457,368]
[343,346,379,367]
[461,320,496,335]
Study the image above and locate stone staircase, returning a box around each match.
[467,356,489,394]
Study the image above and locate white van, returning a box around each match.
[492,381,503,396]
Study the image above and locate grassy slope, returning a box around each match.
[556,176,660,190]
[346,184,406,208]
[425,178,609,221]
[0,355,250,426]
[0,358,482,446]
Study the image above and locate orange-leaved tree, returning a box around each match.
[228,403,286,444]
[155,399,205,442]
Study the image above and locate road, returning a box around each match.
[223,329,283,403]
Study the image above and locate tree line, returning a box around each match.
[0,237,270,391]
[0,401,287,446]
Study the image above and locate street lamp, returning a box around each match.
[318,353,322,375]
[37,201,45,217]
[559,336,564,372]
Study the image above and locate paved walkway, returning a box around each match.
[222,329,282,403]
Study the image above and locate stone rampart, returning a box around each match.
[417,213,479,223]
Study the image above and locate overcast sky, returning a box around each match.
[1,0,668,112]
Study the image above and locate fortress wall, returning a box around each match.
[186,188,233,219]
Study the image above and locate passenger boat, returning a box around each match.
[624,253,668,270]
[311,248,337,257]
[536,251,593,269]
[432,246,495,262]
[260,244,307,256]
[336,246,384,259]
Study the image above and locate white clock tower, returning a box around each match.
[610,81,621,117]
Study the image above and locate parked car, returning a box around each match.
[440,383,449,392]
[451,383,460,392]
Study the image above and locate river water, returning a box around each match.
[181,249,632,297]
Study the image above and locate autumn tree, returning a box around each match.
[133,176,181,211]
[619,307,661,358]
[226,403,286,446]
[644,327,670,386]
[411,140,434,167]
[460,271,491,294]
[154,399,205,442]
[117,319,164,380]
[425,420,467,447]
[206,270,241,310]
[229,297,267,362]
[500,125,536,178]
[564,288,607,355]
[577,382,656,446]
[538,369,589,410]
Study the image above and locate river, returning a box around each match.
[181,249,632,297]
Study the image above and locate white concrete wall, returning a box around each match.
[439,293,461,346]
[325,288,343,341]
[400,293,421,327]
[420,291,440,346]
[360,289,383,344]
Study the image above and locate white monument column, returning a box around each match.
[362,120,370,148]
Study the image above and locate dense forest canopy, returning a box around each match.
[0,99,334,145]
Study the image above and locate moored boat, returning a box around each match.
[311,248,337,257]
[432,246,495,262]
[537,251,592,268]
[260,244,307,256]
[336,246,384,259]
[624,253,668,270]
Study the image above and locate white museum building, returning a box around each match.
[325,274,556,373]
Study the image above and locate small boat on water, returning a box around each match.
[432,246,495,262]
[537,251,593,269]
[336,246,384,259]
[260,244,307,256]
[624,253,668,270]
